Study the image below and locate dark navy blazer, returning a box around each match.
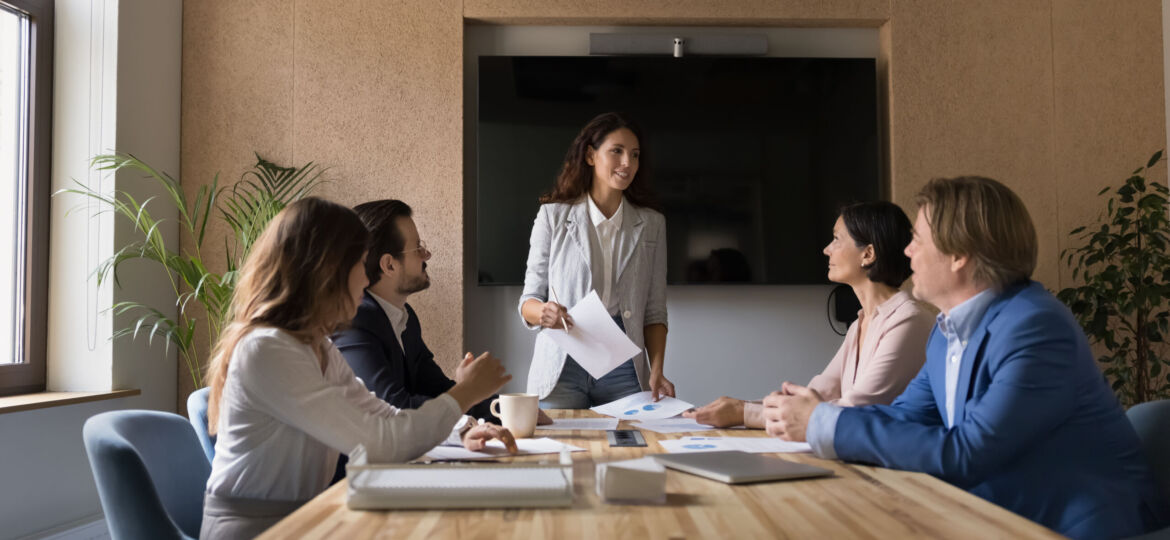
[834,282,1168,538]
[334,292,495,421]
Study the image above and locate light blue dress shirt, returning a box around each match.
[805,289,997,459]
[938,289,996,426]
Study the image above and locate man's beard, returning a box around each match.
[398,266,430,295]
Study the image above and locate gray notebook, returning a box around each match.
[652,450,834,484]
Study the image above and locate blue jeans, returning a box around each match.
[540,315,642,409]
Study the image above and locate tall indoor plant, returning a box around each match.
[1057,150,1170,407]
[58,153,324,387]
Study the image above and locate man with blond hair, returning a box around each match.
[763,177,1168,538]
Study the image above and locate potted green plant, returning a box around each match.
[1057,150,1170,407]
[58,153,324,387]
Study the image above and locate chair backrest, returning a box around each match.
[83,410,212,540]
[187,387,216,464]
[1128,399,1170,502]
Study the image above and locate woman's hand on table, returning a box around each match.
[461,422,518,454]
[683,396,745,427]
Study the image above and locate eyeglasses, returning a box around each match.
[399,240,431,257]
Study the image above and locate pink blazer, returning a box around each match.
[806,291,935,406]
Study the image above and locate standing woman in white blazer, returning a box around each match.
[519,112,676,409]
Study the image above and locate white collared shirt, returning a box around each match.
[206,327,466,501]
[368,291,408,351]
[586,195,624,314]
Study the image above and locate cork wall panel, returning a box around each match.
[179,0,1170,394]
[181,0,295,405]
[464,0,889,26]
[1052,0,1166,290]
[886,0,1059,287]
[293,0,466,374]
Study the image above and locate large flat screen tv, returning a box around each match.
[477,56,880,285]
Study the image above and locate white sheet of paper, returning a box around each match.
[423,437,586,461]
[658,436,812,454]
[543,290,641,380]
[591,391,695,421]
[632,418,719,434]
[535,418,620,431]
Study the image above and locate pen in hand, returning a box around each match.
[547,285,570,334]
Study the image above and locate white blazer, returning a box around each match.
[518,199,668,399]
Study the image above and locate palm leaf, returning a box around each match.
[56,151,327,389]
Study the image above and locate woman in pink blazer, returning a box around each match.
[686,201,935,428]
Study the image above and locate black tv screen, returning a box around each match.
[477,56,880,285]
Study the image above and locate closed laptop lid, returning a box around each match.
[651,450,834,484]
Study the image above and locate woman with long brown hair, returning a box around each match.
[519,112,676,409]
[202,198,514,539]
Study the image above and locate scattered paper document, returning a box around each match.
[658,436,812,454]
[591,391,695,421]
[543,290,641,379]
[424,437,586,461]
[535,417,620,431]
[632,418,720,434]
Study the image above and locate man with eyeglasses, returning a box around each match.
[335,200,550,424]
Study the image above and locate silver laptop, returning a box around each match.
[652,450,834,484]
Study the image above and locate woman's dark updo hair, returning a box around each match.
[840,201,914,288]
[539,112,659,210]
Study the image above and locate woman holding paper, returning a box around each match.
[519,112,675,409]
[685,201,934,428]
[201,198,517,539]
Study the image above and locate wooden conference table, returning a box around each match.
[260,410,1062,539]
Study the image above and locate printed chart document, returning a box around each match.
[658,436,812,454]
[535,417,620,431]
[424,437,585,461]
[632,418,720,434]
[591,391,695,421]
[543,290,641,379]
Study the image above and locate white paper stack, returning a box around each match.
[632,418,719,434]
[595,457,666,504]
[423,437,585,461]
[658,436,812,454]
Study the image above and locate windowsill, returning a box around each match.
[0,389,141,415]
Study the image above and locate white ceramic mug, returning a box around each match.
[489,393,539,438]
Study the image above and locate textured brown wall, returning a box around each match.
[181,0,296,406]
[1052,0,1168,286]
[884,1,1060,282]
[181,0,1165,404]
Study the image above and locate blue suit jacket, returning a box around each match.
[334,292,495,421]
[834,282,1168,538]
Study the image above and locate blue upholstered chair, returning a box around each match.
[83,410,211,540]
[1128,400,1170,540]
[187,387,215,464]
